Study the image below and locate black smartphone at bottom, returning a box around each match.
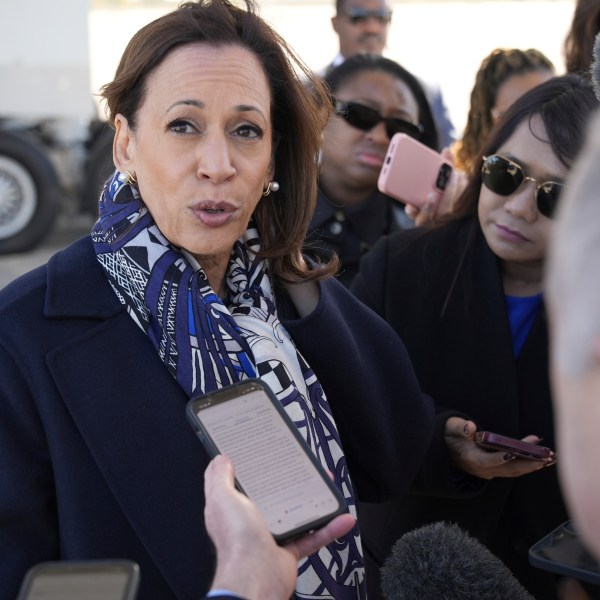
[529,520,600,586]
[16,560,140,600]
[186,378,347,544]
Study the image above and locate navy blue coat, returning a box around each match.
[0,236,433,600]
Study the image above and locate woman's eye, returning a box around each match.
[235,124,263,139]
[168,119,195,134]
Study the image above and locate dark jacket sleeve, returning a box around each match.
[281,275,435,503]
[351,233,483,498]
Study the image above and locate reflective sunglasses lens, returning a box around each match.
[536,182,563,218]
[482,156,523,196]
[342,103,380,131]
[346,10,391,24]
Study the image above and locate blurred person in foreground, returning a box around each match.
[321,0,455,150]
[0,1,435,599]
[546,108,600,600]
[547,32,600,564]
[352,74,598,600]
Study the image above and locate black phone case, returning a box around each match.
[529,521,600,586]
[186,378,347,544]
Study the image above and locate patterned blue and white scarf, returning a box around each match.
[92,172,365,600]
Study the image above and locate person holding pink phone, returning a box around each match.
[304,53,439,288]
[352,75,599,600]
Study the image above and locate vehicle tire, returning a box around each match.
[82,122,115,217]
[0,130,60,254]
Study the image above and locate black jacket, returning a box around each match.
[352,219,567,600]
[0,235,434,600]
[305,187,411,288]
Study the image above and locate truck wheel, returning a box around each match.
[82,122,115,216]
[0,131,60,254]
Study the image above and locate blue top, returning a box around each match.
[505,293,543,357]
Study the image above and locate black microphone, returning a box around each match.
[380,521,535,600]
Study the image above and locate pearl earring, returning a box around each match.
[262,181,280,196]
[118,170,137,185]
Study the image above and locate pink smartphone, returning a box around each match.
[378,133,453,208]
[475,431,554,461]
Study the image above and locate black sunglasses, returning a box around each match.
[334,100,424,141]
[481,154,565,219]
[342,7,392,25]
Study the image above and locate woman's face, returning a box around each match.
[320,70,419,195]
[478,115,566,272]
[114,43,273,274]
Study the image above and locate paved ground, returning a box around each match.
[0,214,94,290]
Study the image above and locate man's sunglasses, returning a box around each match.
[481,154,565,219]
[334,100,424,141]
[342,7,392,25]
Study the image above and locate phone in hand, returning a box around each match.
[378,132,453,209]
[529,520,600,586]
[474,431,554,461]
[16,560,140,600]
[186,378,347,544]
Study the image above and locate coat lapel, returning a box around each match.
[43,238,215,599]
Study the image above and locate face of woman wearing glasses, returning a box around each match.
[319,70,419,206]
[477,114,567,294]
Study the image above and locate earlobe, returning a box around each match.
[331,15,340,35]
[113,114,135,174]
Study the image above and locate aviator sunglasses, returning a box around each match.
[342,7,392,25]
[481,154,565,219]
[334,99,424,141]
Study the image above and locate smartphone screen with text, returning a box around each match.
[186,379,347,544]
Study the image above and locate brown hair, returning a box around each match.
[453,48,554,174]
[100,0,334,282]
[564,0,600,75]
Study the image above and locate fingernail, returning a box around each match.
[503,453,516,461]
[464,424,470,435]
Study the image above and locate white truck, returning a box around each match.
[0,0,114,253]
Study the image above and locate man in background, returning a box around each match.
[321,0,456,149]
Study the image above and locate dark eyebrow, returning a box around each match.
[166,99,266,120]
[166,99,204,112]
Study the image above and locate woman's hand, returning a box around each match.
[405,147,468,227]
[444,417,556,480]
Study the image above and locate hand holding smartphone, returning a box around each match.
[474,431,555,461]
[378,133,453,209]
[186,379,347,544]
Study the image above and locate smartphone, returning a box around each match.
[16,560,140,600]
[474,431,554,461]
[529,520,600,586]
[186,378,347,544]
[378,132,453,209]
